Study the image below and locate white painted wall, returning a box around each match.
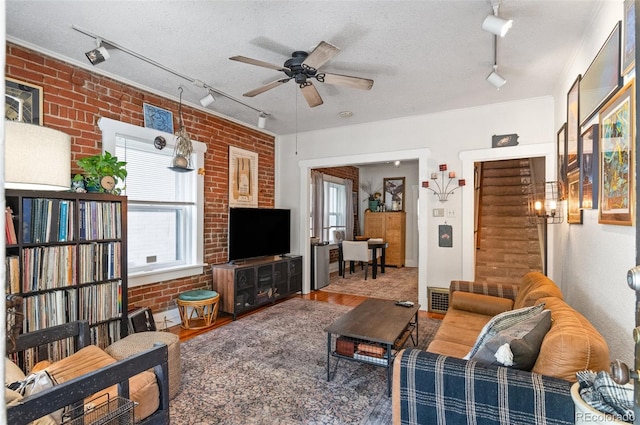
[551,1,634,364]
[275,95,553,313]
[275,0,634,364]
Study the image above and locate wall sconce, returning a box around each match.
[527,181,563,224]
[422,164,465,202]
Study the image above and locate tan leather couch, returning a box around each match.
[392,272,611,424]
[427,271,610,380]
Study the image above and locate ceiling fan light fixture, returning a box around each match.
[199,92,215,107]
[487,70,506,89]
[482,15,513,37]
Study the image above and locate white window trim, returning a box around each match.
[98,117,207,287]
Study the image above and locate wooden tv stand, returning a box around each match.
[211,255,302,320]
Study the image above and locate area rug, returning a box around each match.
[169,297,439,425]
[321,267,418,303]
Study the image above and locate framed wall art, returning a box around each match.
[557,123,568,200]
[623,0,635,75]
[438,225,452,248]
[229,146,259,208]
[580,21,622,125]
[567,169,582,224]
[567,76,581,172]
[383,177,405,211]
[579,124,599,209]
[143,103,174,133]
[5,77,43,124]
[598,80,635,226]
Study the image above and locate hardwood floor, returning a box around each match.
[167,292,442,343]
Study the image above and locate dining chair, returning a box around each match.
[341,241,370,280]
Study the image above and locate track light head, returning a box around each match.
[487,70,507,89]
[257,112,267,129]
[482,15,513,37]
[85,44,110,65]
[199,92,216,107]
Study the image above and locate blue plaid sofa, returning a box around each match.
[392,272,610,425]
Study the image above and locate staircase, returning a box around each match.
[475,159,543,285]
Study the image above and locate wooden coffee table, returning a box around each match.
[324,298,419,395]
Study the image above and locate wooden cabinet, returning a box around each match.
[364,211,406,267]
[5,190,128,369]
[211,255,302,319]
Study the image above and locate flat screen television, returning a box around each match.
[228,207,291,262]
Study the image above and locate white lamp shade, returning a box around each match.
[482,15,513,37]
[5,121,71,191]
[487,71,507,89]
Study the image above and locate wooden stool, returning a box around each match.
[177,289,220,330]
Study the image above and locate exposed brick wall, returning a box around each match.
[313,166,359,263]
[6,43,275,314]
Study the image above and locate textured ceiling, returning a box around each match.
[6,0,606,135]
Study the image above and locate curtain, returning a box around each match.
[312,170,324,240]
[345,179,354,240]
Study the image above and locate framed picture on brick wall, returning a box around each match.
[5,77,43,125]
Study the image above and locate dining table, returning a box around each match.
[337,239,388,279]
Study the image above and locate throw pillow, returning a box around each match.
[464,302,546,359]
[471,309,551,370]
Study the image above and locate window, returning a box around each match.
[311,174,347,243]
[99,118,206,287]
[323,180,346,242]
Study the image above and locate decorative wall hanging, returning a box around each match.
[579,124,599,209]
[567,76,581,172]
[229,146,259,208]
[579,21,622,125]
[438,225,452,248]
[383,177,405,211]
[423,164,465,202]
[598,80,634,226]
[491,133,519,148]
[557,123,568,200]
[623,0,635,75]
[143,103,174,133]
[567,169,582,224]
[5,77,43,124]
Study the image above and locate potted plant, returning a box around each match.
[360,180,382,211]
[74,151,127,194]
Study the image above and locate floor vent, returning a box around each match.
[428,287,449,314]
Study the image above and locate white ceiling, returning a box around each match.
[6,1,606,136]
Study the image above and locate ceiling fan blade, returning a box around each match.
[300,83,323,107]
[243,79,290,97]
[321,72,374,90]
[229,55,285,71]
[302,41,340,70]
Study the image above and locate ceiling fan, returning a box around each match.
[230,41,374,108]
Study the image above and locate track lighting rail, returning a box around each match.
[72,25,269,119]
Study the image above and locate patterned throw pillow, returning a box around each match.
[464,303,546,359]
[470,309,551,370]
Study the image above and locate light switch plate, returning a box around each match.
[433,208,444,217]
